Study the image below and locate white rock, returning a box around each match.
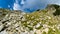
[0,25,4,31]
[0,30,8,34]
[35,23,40,28]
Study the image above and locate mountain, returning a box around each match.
[0,4,60,34]
[46,4,60,16]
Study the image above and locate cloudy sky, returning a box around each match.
[0,0,60,12]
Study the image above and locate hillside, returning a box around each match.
[0,4,60,34]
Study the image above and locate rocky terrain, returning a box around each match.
[0,4,60,34]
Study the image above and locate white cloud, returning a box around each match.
[21,0,25,4]
[22,0,49,10]
[13,0,48,10]
[47,0,60,5]
[13,0,60,11]
[8,5,10,8]
[13,0,22,10]
[13,3,20,10]
[13,0,25,11]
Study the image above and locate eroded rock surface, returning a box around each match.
[0,4,60,34]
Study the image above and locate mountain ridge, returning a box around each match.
[0,4,60,34]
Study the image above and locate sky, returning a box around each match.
[0,0,60,12]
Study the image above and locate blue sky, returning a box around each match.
[0,0,15,9]
[0,0,60,12]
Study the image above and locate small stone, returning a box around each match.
[0,25,4,31]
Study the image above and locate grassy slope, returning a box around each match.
[0,4,60,34]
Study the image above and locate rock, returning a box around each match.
[0,4,60,34]
[0,25,4,32]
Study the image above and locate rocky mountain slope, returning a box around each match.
[0,4,60,34]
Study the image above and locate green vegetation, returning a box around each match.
[0,4,60,34]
